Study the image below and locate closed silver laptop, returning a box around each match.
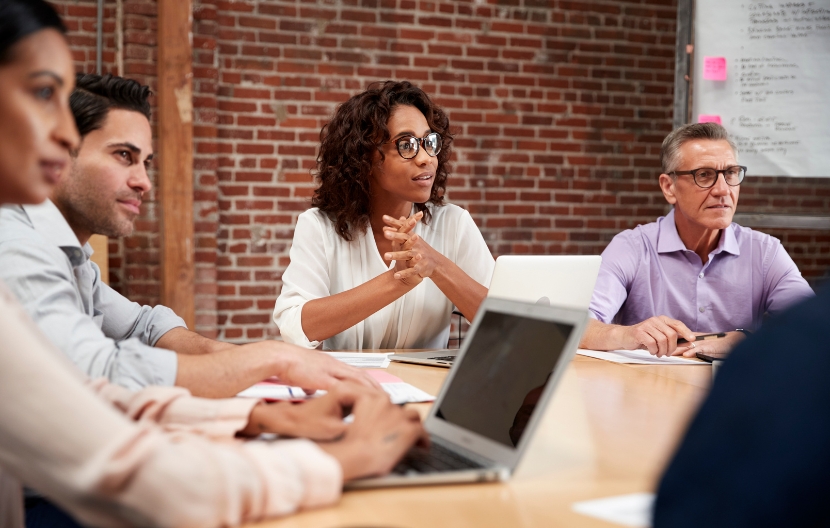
[488,254,602,309]
[390,254,600,368]
[346,297,588,489]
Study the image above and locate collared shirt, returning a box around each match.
[589,208,814,332]
[0,200,184,389]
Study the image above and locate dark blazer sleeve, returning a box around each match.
[653,286,830,527]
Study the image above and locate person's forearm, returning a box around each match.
[301,269,415,343]
[429,256,488,322]
[156,327,237,355]
[579,318,624,351]
[175,346,281,398]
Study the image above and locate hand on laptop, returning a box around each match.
[618,316,696,357]
[253,342,381,393]
[317,383,427,481]
[239,382,369,440]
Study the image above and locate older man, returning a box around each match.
[580,123,814,358]
[0,73,377,398]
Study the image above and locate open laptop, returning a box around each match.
[346,297,588,489]
[391,255,601,367]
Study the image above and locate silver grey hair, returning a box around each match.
[660,123,739,176]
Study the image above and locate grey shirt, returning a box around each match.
[0,200,184,390]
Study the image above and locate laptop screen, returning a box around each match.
[434,310,573,448]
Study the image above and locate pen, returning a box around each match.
[678,332,726,345]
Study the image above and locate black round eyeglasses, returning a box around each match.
[669,165,747,188]
[388,132,442,160]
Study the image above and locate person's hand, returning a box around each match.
[382,213,445,284]
[245,342,381,393]
[381,212,423,281]
[317,383,427,481]
[613,316,697,357]
[239,383,368,440]
[671,331,746,358]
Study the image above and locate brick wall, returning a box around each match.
[52,0,830,343]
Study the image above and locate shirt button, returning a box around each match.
[699,306,705,313]
[699,273,704,279]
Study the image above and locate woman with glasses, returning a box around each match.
[275,81,494,350]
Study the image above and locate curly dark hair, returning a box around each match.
[312,80,453,241]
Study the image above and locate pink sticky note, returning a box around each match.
[698,114,722,125]
[703,56,727,81]
[367,369,403,384]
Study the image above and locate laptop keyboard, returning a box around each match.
[392,442,484,475]
[428,355,456,362]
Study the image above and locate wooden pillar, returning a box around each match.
[89,234,109,285]
[157,0,195,328]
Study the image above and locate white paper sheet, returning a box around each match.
[237,384,310,400]
[237,370,435,405]
[572,493,654,527]
[577,349,706,365]
[324,352,391,368]
[379,382,435,404]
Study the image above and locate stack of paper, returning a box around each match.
[237,369,434,405]
[325,352,392,368]
[368,369,435,404]
[577,349,705,365]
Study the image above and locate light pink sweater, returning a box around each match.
[0,282,341,527]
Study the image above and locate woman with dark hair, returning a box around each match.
[275,81,494,350]
[0,2,424,526]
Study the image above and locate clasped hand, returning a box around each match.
[381,211,443,285]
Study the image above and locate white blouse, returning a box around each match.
[274,203,495,350]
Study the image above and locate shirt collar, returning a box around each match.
[22,200,90,266]
[656,208,687,254]
[657,207,741,257]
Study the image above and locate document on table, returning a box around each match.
[572,492,654,527]
[577,348,705,365]
[325,352,392,368]
[237,369,434,405]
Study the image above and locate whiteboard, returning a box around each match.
[693,1,830,177]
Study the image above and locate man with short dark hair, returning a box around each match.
[0,73,378,399]
[580,123,814,358]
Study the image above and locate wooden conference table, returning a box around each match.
[249,354,712,528]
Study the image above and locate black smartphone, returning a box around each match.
[696,350,730,363]
[677,332,726,345]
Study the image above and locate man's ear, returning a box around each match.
[659,173,677,205]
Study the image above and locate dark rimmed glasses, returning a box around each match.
[670,165,747,188]
[389,132,442,159]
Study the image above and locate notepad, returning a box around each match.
[237,369,435,404]
[577,348,705,365]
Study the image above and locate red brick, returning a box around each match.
[54,0,828,342]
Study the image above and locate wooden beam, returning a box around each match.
[89,235,109,285]
[673,0,694,129]
[157,0,195,328]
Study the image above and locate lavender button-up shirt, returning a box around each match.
[589,208,814,332]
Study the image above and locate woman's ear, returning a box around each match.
[658,173,677,205]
